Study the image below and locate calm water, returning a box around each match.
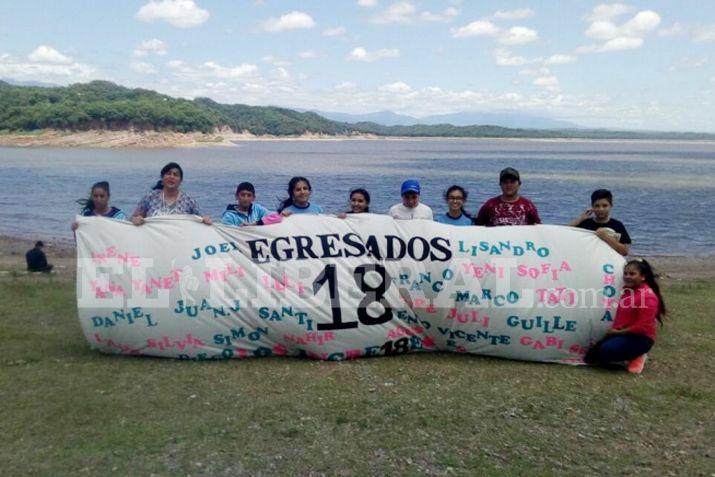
[1,139,714,256]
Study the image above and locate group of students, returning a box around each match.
[73,161,665,374]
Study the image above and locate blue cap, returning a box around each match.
[401,179,420,195]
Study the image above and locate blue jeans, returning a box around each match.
[584,334,654,365]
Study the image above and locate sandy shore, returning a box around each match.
[0,129,383,148]
[2,234,712,283]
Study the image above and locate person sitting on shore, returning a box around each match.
[435,185,472,226]
[222,182,282,226]
[71,181,126,231]
[569,189,631,256]
[26,241,53,273]
[277,176,324,215]
[474,167,541,226]
[131,162,212,225]
[584,259,666,374]
[389,179,433,220]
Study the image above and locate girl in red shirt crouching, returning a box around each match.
[584,259,667,373]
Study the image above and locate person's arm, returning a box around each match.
[38,251,48,269]
[569,208,592,227]
[114,209,127,221]
[608,292,658,335]
[595,228,630,256]
[131,195,149,225]
[423,205,434,221]
[529,202,542,225]
[473,203,490,226]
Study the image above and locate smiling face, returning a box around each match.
[350,192,368,213]
[591,198,613,222]
[402,192,420,208]
[162,168,182,191]
[499,177,520,200]
[292,180,311,206]
[446,190,465,214]
[91,187,109,211]
[623,263,645,289]
[236,190,255,210]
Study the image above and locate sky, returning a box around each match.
[0,1,714,132]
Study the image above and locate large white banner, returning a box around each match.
[75,214,625,364]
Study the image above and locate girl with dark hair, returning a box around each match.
[435,185,472,226]
[71,181,126,231]
[277,176,324,215]
[131,162,212,225]
[348,188,370,213]
[584,259,667,374]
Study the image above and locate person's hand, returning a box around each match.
[240,221,257,227]
[577,208,593,223]
[131,216,145,226]
[595,228,610,240]
[281,210,293,217]
[71,222,78,231]
[202,215,213,225]
[606,327,624,335]
[336,212,347,219]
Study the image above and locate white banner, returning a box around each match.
[75,214,625,364]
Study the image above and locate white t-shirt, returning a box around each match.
[389,202,434,220]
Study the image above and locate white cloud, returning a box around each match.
[533,75,559,91]
[494,49,528,66]
[499,26,539,45]
[587,3,634,21]
[133,39,168,58]
[261,56,291,66]
[545,54,577,65]
[272,67,290,80]
[622,11,661,36]
[28,45,72,64]
[657,22,684,37]
[334,81,357,90]
[585,21,620,40]
[494,8,535,21]
[379,81,412,93]
[371,2,415,24]
[323,26,347,36]
[298,50,317,59]
[599,36,643,51]
[582,8,660,53]
[135,0,209,28]
[519,67,550,76]
[693,24,715,43]
[450,20,500,38]
[261,11,315,32]
[130,61,158,74]
[167,59,193,73]
[201,61,257,78]
[357,0,378,7]
[348,47,400,62]
[420,7,460,22]
[0,49,96,84]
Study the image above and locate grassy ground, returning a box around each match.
[1,272,713,476]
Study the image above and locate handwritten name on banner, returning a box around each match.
[75,214,625,364]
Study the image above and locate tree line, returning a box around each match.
[1,80,713,140]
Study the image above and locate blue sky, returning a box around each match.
[1,1,714,131]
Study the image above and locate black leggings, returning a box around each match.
[584,334,653,365]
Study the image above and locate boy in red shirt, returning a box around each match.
[474,167,541,226]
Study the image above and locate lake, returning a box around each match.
[0,138,713,256]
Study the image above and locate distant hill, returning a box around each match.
[1,80,715,140]
[313,109,579,129]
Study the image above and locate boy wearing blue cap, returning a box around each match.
[389,179,433,220]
